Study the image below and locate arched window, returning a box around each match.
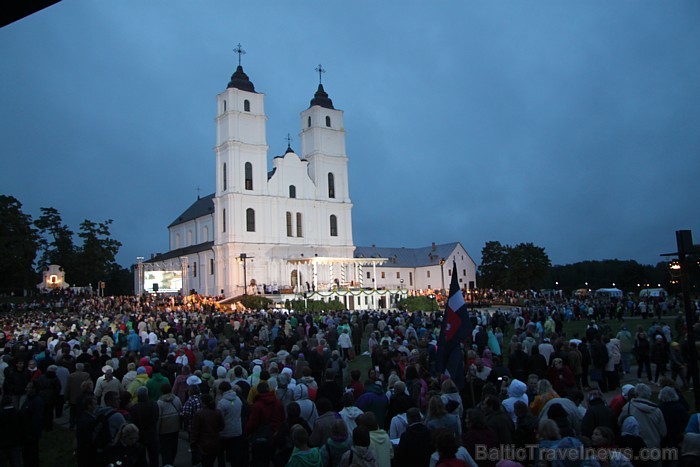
[187,230,193,246]
[245,162,253,190]
[223,163,227,191]
[296,212,302,237]
[210,258,214,275]
[289,185,296,198]
[223,100,227,112]
[246,208,255,232]
[308,116,311,128]
[328,172,335,198]
[286,212,293,237]
[330,215,338,237]
[203,226,209,242]
[175,233,180,249]
[244,99,250,112]
[193,262,197,277]
[325,116,331,127]
[222,209,226,232]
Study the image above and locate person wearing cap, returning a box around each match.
[181,375,204,466]
[580,389,617,439]
[127,367,150,404]
[94,365,121,406]
[609,384,635,417]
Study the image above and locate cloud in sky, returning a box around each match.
[1,1,699,272]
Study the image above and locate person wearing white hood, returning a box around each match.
[502,378,528,426]
[340,392,364,435]
[293,380,318,427]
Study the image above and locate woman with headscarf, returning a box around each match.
[529,379,559,417]
[619,416,648,467]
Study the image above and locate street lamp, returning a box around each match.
[238,253,254,295]
[439,258,446,292]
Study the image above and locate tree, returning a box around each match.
[507,242,551,290]
[479,241,510,289]
[34,207,76,274]
[72,219,122,287]
[0,195,39,293]
[479,240,552,291]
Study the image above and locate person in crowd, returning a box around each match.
[658,385,690,449]
[396,407,432,467]
[95,365,121,405]
[129,386,159,467]
[618,383,667,451]
[581,388,617,439]
[247,381,285,467]
[340,391,364,435]
[156,382,182,467]
[483,395,514,444]
[358,411,392,467]
[432,429,471,467]
[0,395,24,467]
[339,426,376,467]
[319,419,353,467]
[634,330,653,381]
[22,380,44,467]
[619,416,648,467]
[192,393,225,467]
[425,395,461,439]
[104,423,148,467]
[529,379,559,417]
[65,362,91,429]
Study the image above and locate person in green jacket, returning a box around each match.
[286,424,321,467]
[145,362,169,401]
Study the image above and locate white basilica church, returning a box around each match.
[138,55,477,309]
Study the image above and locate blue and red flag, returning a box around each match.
[435,260,472,389]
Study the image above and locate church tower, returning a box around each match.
[300,66,354,249]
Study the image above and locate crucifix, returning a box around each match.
[233,43,246,66]
[195,186,201,199]
[286,133,293,149]
[315,64,325,84]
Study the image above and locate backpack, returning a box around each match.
[92,409,117,453]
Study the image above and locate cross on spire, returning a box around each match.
[315,64,326,84]
[286,133,293,148]
[233,43,246,66]
[195,186,201,199]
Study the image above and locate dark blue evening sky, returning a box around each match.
[1,1,699,270]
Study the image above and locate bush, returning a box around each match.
[239,295,273,310]
[397,295,439,312]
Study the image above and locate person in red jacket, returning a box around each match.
[246,381,285,466]
[548,358,575,396]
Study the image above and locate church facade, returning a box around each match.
[138,58,477,307]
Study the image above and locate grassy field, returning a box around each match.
[39,427,75,467]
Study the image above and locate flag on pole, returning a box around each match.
[435,260,472,388]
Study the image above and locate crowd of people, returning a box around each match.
[0,291,699,467]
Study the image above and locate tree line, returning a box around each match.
[0,195,132,295]
[478,240,674,294]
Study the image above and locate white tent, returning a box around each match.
[639,288,667,298]
[595,287,623,298]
